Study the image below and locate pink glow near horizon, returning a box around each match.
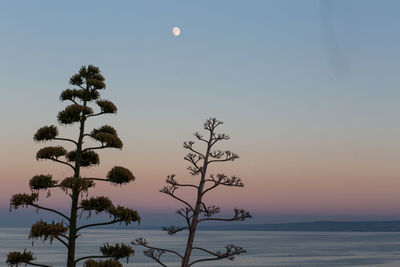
[2,132,400,218]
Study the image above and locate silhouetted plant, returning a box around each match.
[132,118,251,266]
[7,65,139,267]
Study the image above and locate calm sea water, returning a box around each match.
[2,228,400,266]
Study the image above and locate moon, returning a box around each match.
[172,26,181,36]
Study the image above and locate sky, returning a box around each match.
[1,0,400,225]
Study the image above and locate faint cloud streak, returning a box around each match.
[320,0,350,81]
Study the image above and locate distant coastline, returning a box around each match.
[195,221,400,232]
[62,221,400,232]
[3,221,400,232]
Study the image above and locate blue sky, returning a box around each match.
[1,0,400,225]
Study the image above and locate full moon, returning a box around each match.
[172,26,181,36]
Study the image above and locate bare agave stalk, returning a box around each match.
[133,118,251,267]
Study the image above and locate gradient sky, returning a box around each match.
[1,0,400,224]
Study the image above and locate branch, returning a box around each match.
[183,141,205,158]
[160,185,194,210]
[208,150,224,159]
[162,225,187,235]
[210,133,230,147]
[194,132,208,143]
[30,204,70,222]
[177,207,192,227]
[76,219,119,232]
[48,158,75,170]
[66,98,78,105]
[208,151,239,164]
[75,255,111,263]
[76,242,134,264]
[202,175,244,195]
[202,177,219,196]
[7,250,53,267]
[187,165,202,176]
[198,208,251,223]
[59,233,68,239]
[25,263,53,267]
[189,256,227,265]
[85,177,108,182]
[203,118,223,133]
[55,236,69,249]
[143,249,167,267]
[184,153,203,176]
[82,146,107,152]
[199,203,220,218]
[189,244,246,266]
[192,247,219,256]
[86,111,105,118]
[53,137,78,145]
[166,175,198,189]
[132,237,183,260]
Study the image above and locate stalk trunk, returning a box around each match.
[181,134,212,267]
[66,191,78,267]
[67,96,87,267]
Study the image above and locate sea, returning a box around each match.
[2,228,400,266]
